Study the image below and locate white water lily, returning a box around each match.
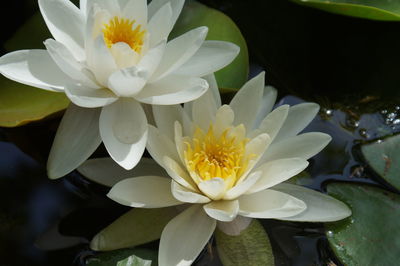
[107,72,352,266]
[0,0,239,178]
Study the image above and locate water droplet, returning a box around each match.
[358,128,368,138]
[381,109,388,115]
[327,231,334,237]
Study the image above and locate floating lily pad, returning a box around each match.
[171,1,249,90]
[291,0,400,21]
[87,248,157,266]
[361,134,400,190]
[0,12,69,127]
[326,183,400,266]
[215,219,275,266]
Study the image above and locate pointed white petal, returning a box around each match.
[224,171,262,200]
[137,41,166,78]
[174,41,239,77]
[123,0,147,25]
[159,205,216,266]
[198,178,226,200]
[253,86,277,128]
[250,104,289,140]
[78,157,167,187]
[108,67,147,97]
[174,121,186,162]
[163,156,198,191]
[203,74,221,108]
[147,3,173,47]
[85,0,119,16]
[260,132,332,163]
[192,82,218,131]
[65,84,118,108]
[150,27,208,82]
[152,105,184,140]
[47,104,102,179]
[247,158,309,194]
[148,0,184,29]
[80,0,87,15]
[273,103,320,143]
[135,75,208,105]
[171,181,210,203]
[108,176,181,207]
[229,72,265,129]
[0,50,71,91]
[204,200,239,222]
[39,0,85,60]
[238,189,306,219]
[214,105,234,137]
[147,125,181,167]
[100,99,148,170]
[110,42,141,69]
[272,183,352,222]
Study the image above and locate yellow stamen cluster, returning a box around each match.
[184,126,252,187]
[102,17,146,53]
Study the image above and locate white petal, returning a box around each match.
[148,0,184,29]
[253,86,277,128]
[238,189,306,219]
[107,66,147,97]
[159,205,216,266]
[260,132,332,163]
[137,41,166,78]
[78,157,167,187]
[85,0,119,16]
[272,183,352,222]
[147,3,173,47]
[47,104,102,179]
[247,158,309,194]
[174,121,186,162]
[123,0,147,25]
[150,27,208,82]
[214,105,234,137]
[229,72,265,129]
[0,50,71,92]
[108,176,181,207]
[110,42,141,69]
[203,73,221,108]
[152,105,184,140]
[273,103,320,143]
[163,156,198,191]
[198,178,226,200]
[80,0,87,15]
[249,104,289,140]
[192,83,218,131]
[224,171,262,200]
[171,181,210,203]
[65,83,118,108]
[100,99,148,170]
[203,200,239,222]
[147,125,181,167]
[135,75,208,105]
[39,0,85,60]
[44,39,99,88]
[174,40,239,77]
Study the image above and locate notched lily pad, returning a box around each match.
[361,134,400,190]
[326,183,400,266]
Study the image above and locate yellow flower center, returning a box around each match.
[184,125,253,188]
[102,17,146,53]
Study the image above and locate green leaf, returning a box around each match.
[90,207,178,251]
[0,12,69,127]
[171,1,249,90]
[291,0,400,21]
[361,134,400,190]
[326,183,400,266]
[215,219,275,266]
[87,248,157,266]
[117,254,152,266]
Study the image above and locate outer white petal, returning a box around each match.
[39,0,85,60]
[44,39,99,88]
[174,41,240,78]
[260,132,332,163]
[247,158,309,194]
[108,176,181,208]
[198,178,226,200]
[238,189,306,219]
[150,27,208,82]
[171,181,210,204]
[100,99,148,170]
[107,67,147,97]
[147,3,173,47]
[80,0,87,15]
[273,103,320,143]
[0,50,71,92]
[78,157,167,187]
[152,105,184,140]
[135,75,208,105]
[253,86,277,129]
[229,72,265,129]
[224,171,262,200]
[163,156,198,191]
[272,183,352,222]
[159,205,216,266]
[203,74,221,108]
[147,125,181,167]
[122,0,147,25]
[47,104,102,179]
[249,104,289,140]
[191,80,218,131]
[137,41,166,78]
[65,83,118,108]
[203,200,239,222]
[148,0,184,29]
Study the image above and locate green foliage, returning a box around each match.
[87,249,157,266]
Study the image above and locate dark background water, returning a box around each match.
[1,0,400,265]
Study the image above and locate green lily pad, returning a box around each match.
[87,248,157,266]
[0,12,69,127]
[326,183,400,266]
[291,0,400,21]
[215,219,275,266]
[90,207,178,251]
[361,134,400,190]
[171,1,249,90]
